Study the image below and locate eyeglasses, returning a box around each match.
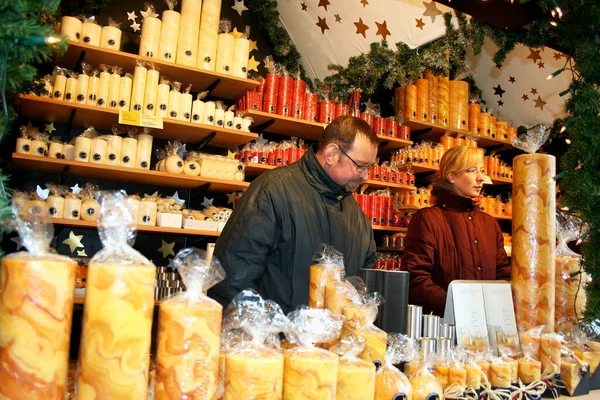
[338,146,373,173]
[464,167,486,175]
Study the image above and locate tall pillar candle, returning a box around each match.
[176,0,202,66]
[283,348,339,399]
[86,71,100,105]
[191,98,205,124]
[215,31,235,75]
[425,71,438,124]
[158,5,180,63]
[118,73,133,111]
[96,67,110,108]
[180,90,193,122]
[106,135,122,166]
[449,80,469,130]
[90,138,107,164]
[121,137,137,168]
[139,14,161,59]
[168,83,182,119]
[394,86,405,122]
[468,103,480,135]
[143,68,159,116]
[232,36,250,78]
[511,154,556,332]
[107,69,121,109]
[52,71,67,101]
[415,79,429,122]
[478,112,490,136]
[100,24,121,51]
[81,20,102,46]
[64,73,78,103]
[437,75,449,126]
[404,84,417,120]
[196,0,221,71]
[156,80,170,118]
[130,65,147,112]
[203,101,216,125]
[75,71,90,104]
[0,254,76,399]
[74,136,92,162]
[136,133,153,169]
[60,16,82,42]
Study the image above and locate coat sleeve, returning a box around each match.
[209,181,281,307]
[362,229,377,269]
[401,211,448,316]
[494,222,511,280]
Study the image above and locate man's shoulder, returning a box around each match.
[251,163,302,189]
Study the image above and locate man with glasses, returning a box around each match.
[210,116,379,312]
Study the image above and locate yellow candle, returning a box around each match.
[404,361,422,378]
[449,364,467,387]
[100,26,121,50]
[63,198,81,220]
[465,364,482,389]
[47,195,64,218]
[16,138,31,154]
[416,78,429,122]
[410,370,444,400]
[283,347,339,400]
[30,139,47,157]
[80,199,99,222]
[573,349,600,376]
[358,327,388,364]
[176,0,202,66]
[196,0,221,71]
[215,33,235,75]
[490,362,512,388]
[404,84,417,120]
[232,37,250,78]
[324,280,355,315]
[309,265,342,309]
[225,348,284,400]
[449,80,469,130]
[437,75,450,126]
[518,358,541,384]
[540,336,561,375]
[60,16,82,42]
[337,358,376,400]
[203,101,216,125]
[81,21,102,46]
[434,363,449,388]
[561,359,583,396]
[191,99,205,124]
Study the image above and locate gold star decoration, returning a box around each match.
[415,18,425,30]
[248,56,260,71]
[422,0,442,23]
[44,122,56,134]
[527,48,542,63]
[354,18,369,38]
[360,0,369,6]
[316,17,329,34]
[553,52,563,60]
[375,21,391,40]
[249,40,258,53]
[318,0,330,11]
[301,2,307,11]
[537,61,545,69]
[334,14,342,23]
[231,27,244,39]
[533,96,547,110]
[77,250,88,257]
[522,94,529,101]
[227,149,236,159]
[530,88,538,95]
[157,240,175,259]
[63,231,84,253]
[226,192,237,205]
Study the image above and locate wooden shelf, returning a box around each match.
[376,247,405,252]
[398,162,439,174]
[490,176,513,185]
[376,136,413,152]
[372,225,408,233]
[365,180,416,192]
[244,163,277,176]
[19,95,257,148]
[12,153,250,192]
[56,41,259,99]
[402,119,514,151]
[50,217,221,237]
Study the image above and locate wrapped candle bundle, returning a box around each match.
[410,363,444,400]
[96,64,111,107]
[52,66,67,101]
[46,184,67,218]
[309,244,345,309]
[180,84,193,121]
[77,191,156,399]
[232,26,251,78]
[489,358,512,389]
[278,67,294,117]
[283,308,344,399]
[540,333,562,376]
[350,295,388,364]
[464,356,483,391]
[156,77,171,118]
[404,82,417,120]
[60,15,82,41]
[437,75,450,126]
[144,63,160,116]
[519,325,543,361]
[374,334,413,400]
[215,19,235,75]
[74,126,97,163]
[511,125,556,333]
[155,248,225,399]
[324,278,361,315]
[196,0,221,71]
[76,62,91,104]
[158,0,180,63]
[107,66,122,109]
[131,60,148,112]
[139,192,158,226]
[331,336,376,400]
[64,191,82,220]
[80,183,100,222]
[40,74,53,97]
[104,125,124,166]
[415,78,429,122]
[518,335,543,384]
[86,68,100,105]
[100,17,122,50]
[168,81,182,119]
[48,137,64,159]
[136,128,153,170]
[23,191,47,218]
[64,70,78,103]
[121,127,139,168]
[263,56,280,114]
[15,125,32,154]
[139,4,161,58]
[81,16,102,46]
[0,199,77,399]
[176,0,202,66]
[215,101,226,128]
[222,290,290,399]
[191,90,209,124]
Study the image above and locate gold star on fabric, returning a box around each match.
[231,27,244,39]
[415,18,425,30]
[301,2,308,11]
[248,56,260,71]
[226,192,237,205]
[533,96,547,110]
[422,0,442,23]
[227,149,236,159]
[318,0,330,11]
[63,231,84,253]
[45,122,56,134]
[553,52,563,60]
[527,48,542,63]
[335,14,342,23]
[354,18,369,38]
[77,250,88,257]
[316,16,329,34]
[157,240,175,259]
[530,88,538,95]
[360,0,369,6]
[375,21,391,40]
[537,61,545,69]
[522,94,529,101]
[249,40,258,53]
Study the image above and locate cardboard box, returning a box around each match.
[157,213,183,228]
[182,219,218,231]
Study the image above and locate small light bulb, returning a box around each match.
[565,138,572,144]
[560,126,567,133]
[550,20,558,27]
[45,36,60,44]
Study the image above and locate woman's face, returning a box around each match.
[449,159,485,198]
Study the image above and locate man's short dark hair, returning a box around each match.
[317,115,379,153]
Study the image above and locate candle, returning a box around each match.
[422,314,440,338]
[74,136,92,162]
[394,86,405,122]
[47,195,65,218]
[407,305,423,339]
[118,73,133,111]
[404,84,417,120]
[63,144,75,161]
[64,197,81,220]
[437,75,449,126]
[127,197,140,222]
[0,253,76,399]
[478,112,490,136]
[48,142,64,159]
[53,72,67,101]
[143,68,160,116]
[156,81,170,118]
[80,199,99,222]
[224,110,235,129]
[203,101,216,125]
[106,135,122,166]
[404,361,422,378]
[416,78,429,122]
[196,0,221,71]
[138,200,157,226]
[309,265,342,309]
[139,15,161,58]
[233,116,243,130]
[107,70,121,109]
[60,16,82,42]
[90,138,107,164]
[176,0,202,66]
[424,71,438,124]
[16,138,31,154]
[180,92,193,122]
[31,139,47,156]
[183,159,200,176]
[410,369,444,400]
[561,359,583,396]
[540,335,561,375]
[77,263,155,399]
[357,327,388,364]
[324,280,356,315]
[506,358,518,383]
[191,98,205,124]
[81,20,102,46]
[168,86,182,119]
[64,74,78,103]
[449,80,469,130]
[449,365,467,388]
[100,25,121,50]
[225,348,284,399]
[490,116,497,138]
[490,362,512,388]
[131,64,147,112]
[136,133,153,170]
[242,117,252,132]
[283,348,339,399]
[465,364,481,389]
[158,6,180,63]
[337,359,376,400]
[86,71,99,105]
[165,155,184,174]
[434,364,449,388]
[468,103,480,135]
[215,32,235,75]
[232,36,250,78]
[121,137,137,168]
[518,358,541,383]
[96,67,110,107]
[215,108,225,127]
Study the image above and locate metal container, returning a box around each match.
[407,304,423,339]
[422,314,440,338]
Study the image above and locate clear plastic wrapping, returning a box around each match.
[309,243,345,308]
[374,334,413,400]
[330,336,376,400]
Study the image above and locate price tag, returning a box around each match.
[119,111,163,129]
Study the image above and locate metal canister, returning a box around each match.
[407,305,423,339]
[422,314,440,338]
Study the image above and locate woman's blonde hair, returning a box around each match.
[438,145,484,183]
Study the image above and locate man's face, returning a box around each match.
[330,135,378,192]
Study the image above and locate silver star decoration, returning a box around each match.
[176,143,187,159]
[168,191,186,206]
[423,0,442,23]
[127,11,137,22]
[255,133,268,147]
[77,250,88,257]
[201,196,214,207]
[232,0,249,16]
[11,236,23,251]
[140,8,158,19]
[44,122,56,134]
[70,183,83,195]
[363,97,376,111]
[131,21,141,32]
[36,185,50,200]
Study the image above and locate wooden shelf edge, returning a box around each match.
[50,218,221,237]
[376,247,405,252]
[372,225,408,233]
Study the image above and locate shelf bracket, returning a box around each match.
[57,165,70,186]
[204,79,222,96]
[410,127,433,138]
[378,140,390,150]
[252,119,275,133]
[195,132,217,151]
[485,143,505,152]
[74,50,87,72]
[190,183,212,203]
[61,108,77,143]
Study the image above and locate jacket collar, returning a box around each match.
[434,189,478,212]
[299,144,352,202]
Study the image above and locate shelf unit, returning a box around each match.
[12,153,250,192]
[395,204,512,221]
[376,247,405,252]
[19,95,257,148]
[372,225,408,233]
[56,41,259,99]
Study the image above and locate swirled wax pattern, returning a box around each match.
[409,370,443,400]
[374,366,412,400]
[336,358,375,400]
[283,348,339,400]
[77,263,155,399]
[155,299,222,399]
[225,347,284,400]
[0,255,76,399]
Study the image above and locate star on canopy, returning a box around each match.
[527,48,542,63]
[354,18,369,38]
[316,17,329,35]
[375,21,391,40]
[231,0,248,16]
[493,85,506,98]
[533,96,547,110]
[415,18,425,30]
[318,0,330,11]
[422,0,442,23]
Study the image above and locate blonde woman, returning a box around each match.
[401,145,510,315]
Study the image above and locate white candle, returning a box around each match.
[233,116,243,130]
[52,73,67,101]
[242,117,252,132]
[118,74,133,111]
[121,137,138,168]
[156,82,170,118]
[30,140,47,157]
[76,73,89,104]
[184,160,200,176]
[96,69,111,107]
[86,72,100,105]
[191,99,205,124]
[138,200,157,226]
[81,21,102,46]
[143,69,160,116]
[176,0,202,66]
[215,32,235,75]
[100,26,121,50]
[168,90,181,119]
[215,108,225,127]
[46,196,65,219]
[106,135,122,166]
[16,138,31,154]
[196,0,221,71]
[74,136,92,162]
[131,65,147,112]
[203,101,216,125]
[165,155,184,174]
[232,37,250,78]
[64,198,81,220]
[158,9,180,63]
[139,16,161,59]
[108,72,121,109]
[225,110,235,129]
[64,144,75,160]
[48,142,64,159]
[180,92,193,122]
[90,138,108,164]
[65,75,78,103]
[136,133,153,169]
[128,197,140,222]
[81,199,99,221]
[60,16,82,42]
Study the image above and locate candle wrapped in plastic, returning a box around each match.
[518,332,543,384]
[221,289,291,400]
[374,333,414,400]
[309,244,345,309]
[155,247,226,400]
[568,330,600,379]
[330,335,376,400]
[283,307,344,400]
[410,361,444,400]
